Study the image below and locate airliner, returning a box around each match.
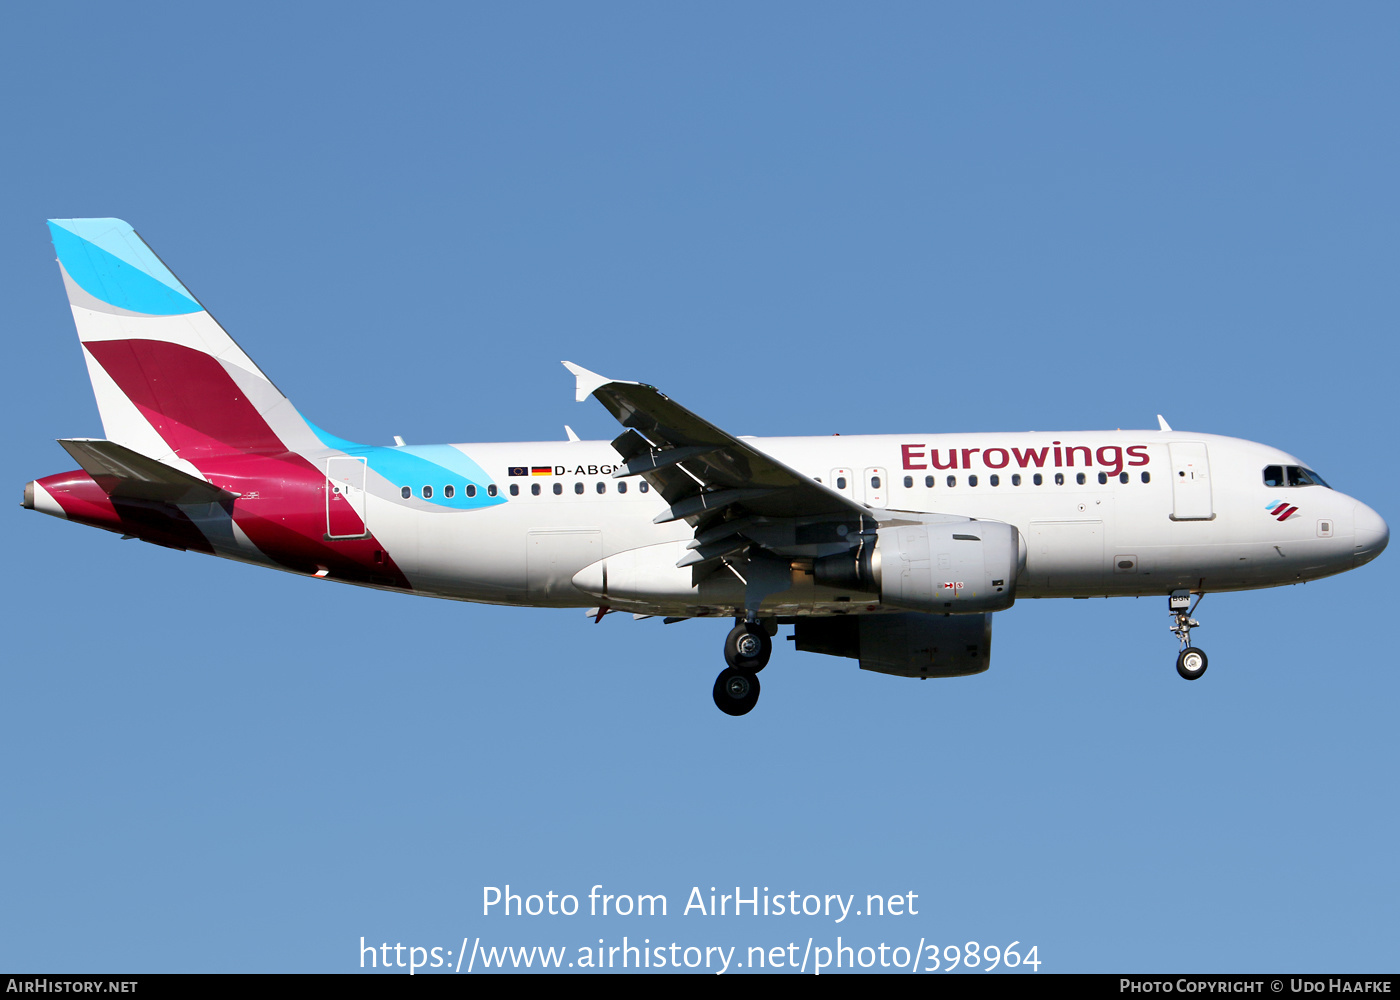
[24,219,1389,715]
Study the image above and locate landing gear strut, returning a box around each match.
[1169,591,1208,680]
[713,620,773,715]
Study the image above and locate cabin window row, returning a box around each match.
[885,471,1151,488]
[400,481,651,499]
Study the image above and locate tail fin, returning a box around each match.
[48,219,313,460]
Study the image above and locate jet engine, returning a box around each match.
[813,519,1024,614]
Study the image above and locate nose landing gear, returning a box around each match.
[713,620,773,715]
[1169,591,1208,680]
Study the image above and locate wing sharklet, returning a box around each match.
[562,360,641,403]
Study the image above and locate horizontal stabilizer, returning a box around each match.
[57,439,238,504]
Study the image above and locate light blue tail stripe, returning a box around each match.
[48,219,201,316]
[306,422,506,511]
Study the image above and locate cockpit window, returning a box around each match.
[1266,465,1329,488]
[1287,466,1329,488]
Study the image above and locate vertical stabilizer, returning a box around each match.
[48,219,309,461]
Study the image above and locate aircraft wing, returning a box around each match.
[563,362,867,522]
[563,361,893,587]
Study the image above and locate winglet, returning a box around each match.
[1157,414,1173,432]
[562,361,614,402]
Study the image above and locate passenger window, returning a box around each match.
[509,484,519,496]
[1076,473,1086,485]
[1055,473,1065,486]
[531,483,541,496]
[423,485,433,499]
[487,484,497,497]
[574,482,584,495]
[618,481,627,494]
[444,484,455,498]
[553,482,562,495]
[596,482,605,494]
[947,476,956,487]
[1011,474,1021,486]
[836,477,847,490]
[401,486,411,499]
[925,475,934,488]
[903,475,913,488]
[1264,466,1284,487]
[1098,472,1107,485]
[968,475,978,487]
[1141,472,1150,484]
[1033,474,1043,486]
[990,475,999,487]
[1119,472,1129,484]
[639,481,649,493]
[871,476,881,489]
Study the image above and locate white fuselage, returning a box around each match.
[325,429,1375,615]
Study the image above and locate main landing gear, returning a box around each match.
[713,620,772,716]
[1169,590,1208,681]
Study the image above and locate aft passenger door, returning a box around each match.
[325,456,368,539]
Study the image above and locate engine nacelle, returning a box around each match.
[814,519,1023,614]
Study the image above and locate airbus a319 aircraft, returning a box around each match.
[25,220,1389,715]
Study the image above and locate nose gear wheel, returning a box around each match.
[1169,592,1208,681]
[1176,647,1208,680]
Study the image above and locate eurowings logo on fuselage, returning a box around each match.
[1266,500,1299,522]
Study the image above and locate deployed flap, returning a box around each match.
[561,361,869,528]
[58,438,238,504]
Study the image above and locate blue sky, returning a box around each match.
[3,3,1396,973]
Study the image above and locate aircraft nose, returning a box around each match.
[1353,502,1389,567]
